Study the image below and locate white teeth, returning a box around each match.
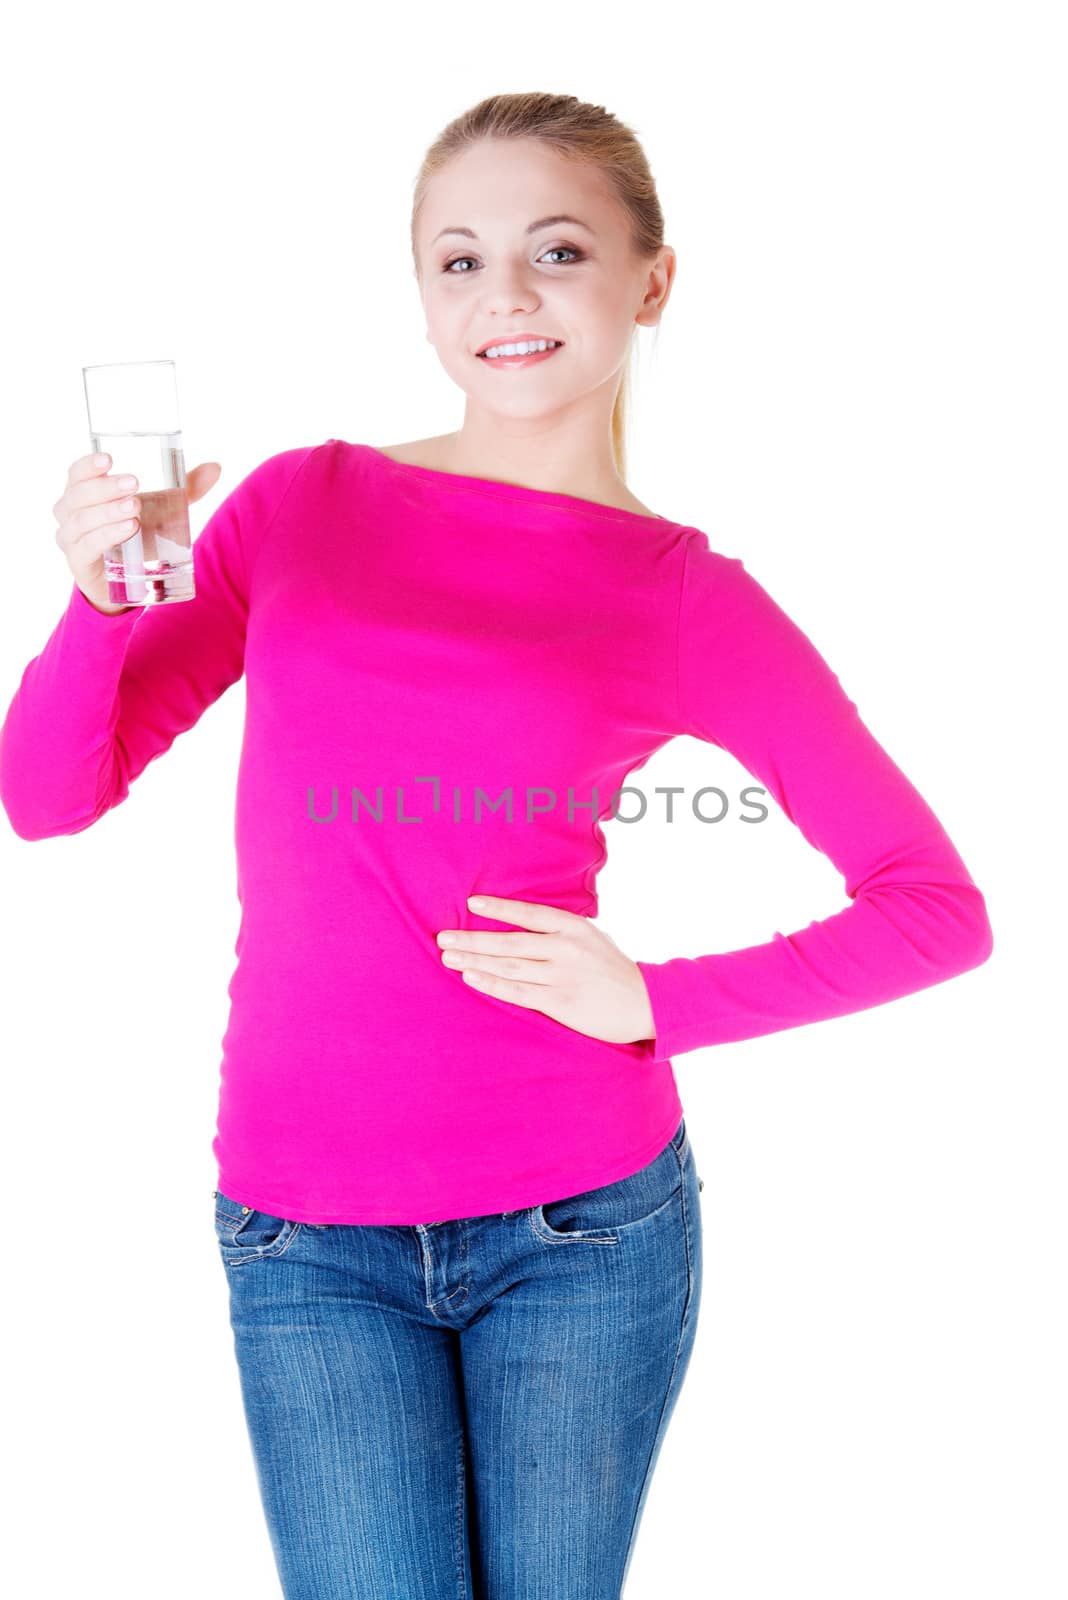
[482,339,561,359]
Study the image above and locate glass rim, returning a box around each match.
[81,358,176,374]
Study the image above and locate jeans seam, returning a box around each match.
[421,1222,474,1317]
[619,1143,696,1584]
[455,1418,468,1600]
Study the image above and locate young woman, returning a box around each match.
[0,92,993,1599]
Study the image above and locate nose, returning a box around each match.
[479,267,542,315]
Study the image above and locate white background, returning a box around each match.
[1,2,1063,1595]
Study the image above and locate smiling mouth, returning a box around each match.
[476,340,566,359]
[476,347,566,369]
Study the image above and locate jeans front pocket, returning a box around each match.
[529,1118,689,1247]
[213,1188,302,1267]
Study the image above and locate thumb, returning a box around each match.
[186,460,222,503]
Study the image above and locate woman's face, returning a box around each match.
[414,138,674,427]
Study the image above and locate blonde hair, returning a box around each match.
[410,92,666,483]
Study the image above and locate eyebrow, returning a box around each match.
[430,214,597,247]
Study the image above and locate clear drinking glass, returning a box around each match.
[81,359,195,606]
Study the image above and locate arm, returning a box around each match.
[635,534,994,1062]
[0,445,318,841]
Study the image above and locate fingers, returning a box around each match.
[55,459,141,551]
[54,453,220,559]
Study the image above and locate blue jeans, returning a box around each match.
[213,1115,703,1599]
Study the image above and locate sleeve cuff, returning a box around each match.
[67,580,143,627]
[635,959,676,1065]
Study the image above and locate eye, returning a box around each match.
[441,245,585,274]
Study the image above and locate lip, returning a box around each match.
[476,345,563,371]
[475,334,564,356]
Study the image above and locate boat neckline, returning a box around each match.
[343,440,674,528]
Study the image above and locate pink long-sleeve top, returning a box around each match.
[0,440,993,1222]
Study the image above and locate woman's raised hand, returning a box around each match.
[53,453,222,615]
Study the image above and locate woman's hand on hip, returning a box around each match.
[435,895,656,1047]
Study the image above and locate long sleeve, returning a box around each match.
[635,534,994,1062]
[0,446,317,841]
